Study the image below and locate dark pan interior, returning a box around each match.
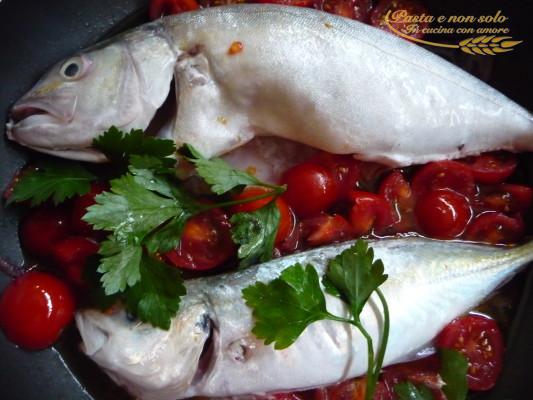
[0,0,531,399]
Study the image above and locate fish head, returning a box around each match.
[76,303,214,398]
[6,42,147,162]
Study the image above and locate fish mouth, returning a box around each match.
[9,95,77,127]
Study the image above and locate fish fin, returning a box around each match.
[172,50,254,157]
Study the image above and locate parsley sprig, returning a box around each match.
[82,128,285,328]
[242,240,390,400]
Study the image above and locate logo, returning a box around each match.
[384,10,523,55]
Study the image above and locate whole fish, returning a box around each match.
[76,237,533,400]
[6,5,533,166]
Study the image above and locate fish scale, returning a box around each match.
[77,237,533,399]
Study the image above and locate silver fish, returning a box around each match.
[76,237,533,400]
[6,5,533,166]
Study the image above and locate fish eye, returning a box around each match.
[60,57,85,80]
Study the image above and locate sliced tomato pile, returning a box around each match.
[149,0,430,40]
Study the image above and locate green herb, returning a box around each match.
[440,349,468,400]
[231,201,280,268]
[8,161,95,206]
[93,126,175,165]
[124,254,186,330]
[394,382,435,400]
[181,143,284,195]
[392,349,469,400]
[242,240,390,400]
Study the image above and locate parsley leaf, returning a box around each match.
[125,255,185,330]
[323,240,387,319]
[242,263,328,349]
[144,214,192,254]
[97,239,143,295]
[93,126,175,165]
[84,173,183,246]
[182,144,274,195]
[394,382,435,400]
[8,161,95,206]
[440,349,468,400]
[129,154,176,174]
[230,201,280,268]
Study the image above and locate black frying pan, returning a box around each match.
[0,0,532,399]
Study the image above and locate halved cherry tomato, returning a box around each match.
[411,161,476,198]
[0,272,75,350]
[308,152,360,201]
[378,355,445,400]
[20,206,70,258]
[310,378,366,400]
[51,237,99,286]
[231,186,295,244]
[436,313,504,391]
[378,170,416,233]
[149,0,199,20]
[271,393,307,400]
[303,214,353,246]
[71,181,108,235]
[348,191,395,236]
[314,0,373,21]
[478,184,533,215]
[281,162,338,218]
[165,209,235,270]
[460,152,517,185]
[464,212,524,244]
[415,189,472,239]
[370,0,429,39]
[257,0,314,6]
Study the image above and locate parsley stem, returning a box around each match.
[203,187,286,211]
[373,288,390,379]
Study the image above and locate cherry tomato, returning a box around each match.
[149,0,199,20]
[460,152,517,185]
[379,170,416,233]
[231,187,295,244]
[281,162,338,218]
[303,214,353,246]
[348,191,395,236]
[314,0,373,21]
[309,378,366,400]
[71,182,108,235]
[411,161,476,198]
[165,209,235,270]
[415,189,472,239]
[478,184,533,215]
[379,355,445,400]
[308,152,360,200]
[436,313,504,391]
[0,272,75,350]
[20,206,70,258]
[51,237,99,268]
[271,393,307,400]
[464,212,524,244]
[257,0,314,6]
[370,0,429,39]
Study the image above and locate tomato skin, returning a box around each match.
[71,182,107,235]
[0,272,75,350]
[411,160,476,198]
[51,236,99,267]
[478,184,533,215]
[258,0,314,6]
[20,207,71,258]
[348,191,394,236]
[436,314,504,391]
[281,162,338,218]
[231,187,295,245]
[165,209,235,271]
[303,214,353,246]
[370,0,429,39]
[461,152,517,185]
[308,152,361,201]
[415,189,472,239]
[149,0,199,20]
[315,0,373,21]
[378,170,415,233]
[464,212,524,244]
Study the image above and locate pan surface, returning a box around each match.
[0,0,531,399]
